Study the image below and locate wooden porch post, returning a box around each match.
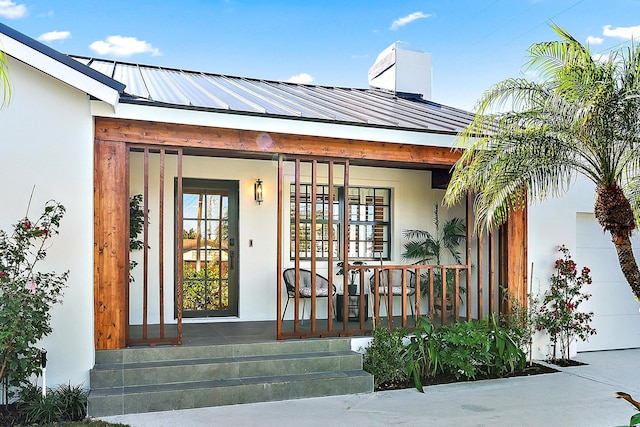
[499,206,528,314]
[94,139,128,350]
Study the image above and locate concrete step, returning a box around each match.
[89,338,373,417]
[90,350,363,388]
[95,338,352,364]
[89,370,372,416]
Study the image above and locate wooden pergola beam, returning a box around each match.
[95,117,461,167]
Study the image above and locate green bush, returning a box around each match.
[18,382,88,424]
[363,326,408,389]
[382,316,526,392]
[437,320,493,380]
[489,315,526,376]
[404,317,441,392]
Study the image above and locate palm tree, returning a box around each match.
[444,23,640,299]
[402,203,466,300]
[402,204,465,267]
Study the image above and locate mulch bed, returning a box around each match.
[0,403,28,427]
[546,358,587,367]
[376,362,560,391]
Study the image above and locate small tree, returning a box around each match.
[536,245,596,362]
[0,200,68,403]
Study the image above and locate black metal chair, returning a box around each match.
[369,268,416,318]
[282,268,336,323]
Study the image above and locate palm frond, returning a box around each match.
[0,46,11,108]
[445,24,640,231]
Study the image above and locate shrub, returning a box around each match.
[488,315,526,376]
[536,245,596,362]
[18,382,87,423]
[366,316,527,392]
[404,316,441,392]
[0,199,68,402]
[404,316,525,391]
[437,320,493,380]
[363,326,408,389]
[501,287,542,365]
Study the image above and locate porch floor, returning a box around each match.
[127,315,459,347]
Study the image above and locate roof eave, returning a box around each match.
[0,23,123,107]
[117,96,464,135]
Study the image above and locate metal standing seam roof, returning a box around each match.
[70,55,474,133]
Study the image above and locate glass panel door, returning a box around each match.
[180,179,238,317]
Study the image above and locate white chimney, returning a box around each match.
[368,41,432,99]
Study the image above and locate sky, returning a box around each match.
[2,0,640,111]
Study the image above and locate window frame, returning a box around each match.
[290,183,391,261]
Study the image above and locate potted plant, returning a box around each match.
[336,260,368,295]
[402,203,466,317]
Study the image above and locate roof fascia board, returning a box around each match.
[0,24,123,107]
[91,101,457,149]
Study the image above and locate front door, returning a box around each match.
[180,179,239,317]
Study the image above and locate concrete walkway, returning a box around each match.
[99,349,640,427]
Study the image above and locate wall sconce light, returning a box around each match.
[254,178,263,205]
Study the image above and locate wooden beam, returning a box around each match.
[95,117,461,167]
[499,207,528,314]
[94,138,128,350]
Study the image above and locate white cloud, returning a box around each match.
[390,11,431,30]
[0,0,27,19]
[287,73,313,84]
[586,35,604,45]
[602,24,640,39]
[37,31,71,43]
[89,35,161,57]
[592,53,610,63]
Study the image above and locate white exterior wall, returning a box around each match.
[528,176,640,358]
[0,57,95,387]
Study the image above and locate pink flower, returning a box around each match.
[30,282,36,294]
[24,220,31,229]
[0,272,6,278]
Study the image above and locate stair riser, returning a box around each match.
[91,354,363,388]
[95,339,352,364]
[88,374,373,417]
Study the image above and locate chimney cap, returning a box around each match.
[368,41,432,100]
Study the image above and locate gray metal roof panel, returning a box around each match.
[112,63,149,99]
[140,67,190,105]
[69,55,473,133]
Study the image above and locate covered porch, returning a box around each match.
[93,117,527,350]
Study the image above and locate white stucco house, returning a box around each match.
[0,21,638,399]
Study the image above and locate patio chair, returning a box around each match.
[282,268,336,323]
[369,268,416,318]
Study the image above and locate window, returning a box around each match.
[290,184,391,260]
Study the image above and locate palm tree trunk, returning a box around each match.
[611,232,640,299]
[595,185,640,299]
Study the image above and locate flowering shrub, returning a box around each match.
[0,200,68,401]
[536,245,596,362]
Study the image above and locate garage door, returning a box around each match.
[576,213,640,351]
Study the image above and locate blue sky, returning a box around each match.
[2,0,640,111]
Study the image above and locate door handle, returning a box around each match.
[230,251,235,270]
